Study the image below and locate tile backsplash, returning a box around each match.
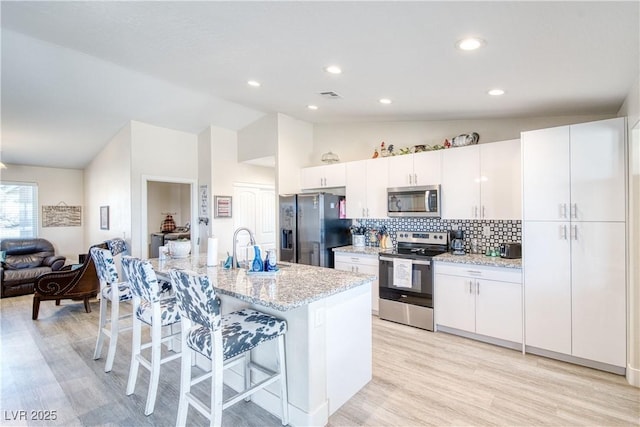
[357,217,521,254]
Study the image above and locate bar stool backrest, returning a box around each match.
[90,247,119,284]
[121,256,162,303]
[169,269,221,331]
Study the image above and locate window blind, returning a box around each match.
[0,182,38,238]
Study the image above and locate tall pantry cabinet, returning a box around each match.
[522,117,626,371]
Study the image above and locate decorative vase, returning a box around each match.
[251,245,263,272]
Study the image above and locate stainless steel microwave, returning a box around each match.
[387,185,441,217]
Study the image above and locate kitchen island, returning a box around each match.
[150,255,375,427]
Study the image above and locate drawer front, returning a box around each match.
[335,253,379,267]
[435,262,522,284]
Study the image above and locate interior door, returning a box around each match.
[233,184,275,263]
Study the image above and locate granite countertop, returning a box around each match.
[148,254,375,312]
[434,252,522,269]
[332,245,388,256]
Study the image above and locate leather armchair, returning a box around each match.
[32,242,107,320]
[1,238,66,298]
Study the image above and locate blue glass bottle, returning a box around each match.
[251,245,263,272]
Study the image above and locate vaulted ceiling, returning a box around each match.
[1,1,638,169]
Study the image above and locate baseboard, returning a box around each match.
[626,363,640,387]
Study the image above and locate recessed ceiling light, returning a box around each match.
[324,65,342,75]
[488,89,505,96]
[307,105,318,110]
[456,38,485,51]
[247,80,261,87]
[379,98,392,105]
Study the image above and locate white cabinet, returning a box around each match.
[441,145,480,219]
[435,263,522,344]
[387,151,441,187]
[522,118,625,222]
[301,163,346,190]
[522,117,626,369]
[441,139,521,220]
[334,252,379,313]
[345,158,388,218]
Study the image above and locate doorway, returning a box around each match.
[141,176,197,258]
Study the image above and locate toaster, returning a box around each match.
[499,243,522,259]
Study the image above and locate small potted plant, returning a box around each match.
[350,224,367,248]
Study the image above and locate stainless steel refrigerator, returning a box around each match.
[279,193,351,268]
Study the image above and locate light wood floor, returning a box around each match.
[1,295,638,426]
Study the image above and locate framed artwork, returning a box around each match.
[100,206,110,230]
[214,196,232,218]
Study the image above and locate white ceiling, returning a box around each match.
[1,1,638,169]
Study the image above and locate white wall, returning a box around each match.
[198,128,213,252]
[311,114,615,166]
[618,74,640,387]
[130,121,198,257]
[1,164,84,263]
[205,125,275,262]
[238,114,276,163]
[276,113,314,194]
[84,123,132,253]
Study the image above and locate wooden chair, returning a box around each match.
[32,242,106,320]
[169,268,288,427]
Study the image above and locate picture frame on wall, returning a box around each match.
[100,206,109,230]
[214,196,232,218]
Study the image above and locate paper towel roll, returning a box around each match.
[207,237,218,266]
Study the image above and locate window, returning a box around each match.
[0,182,38,238]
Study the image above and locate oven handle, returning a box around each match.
[380,256,431,266]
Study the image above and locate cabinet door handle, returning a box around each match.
[366,208,370,217]
[356,266,359,273]
[560,203,567,219]
[408,174,413,185]
[414,173,418,184]
[561,224,568,240]
[570,203,577,219]
[482,205,485,219]
[469,280,473,293]
[476,281,480,295]
[362,208,366,217]
[474,206,479,219]
[571,225,578,241]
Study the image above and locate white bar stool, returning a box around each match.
[121,256,182,416]
[90,244,133,373]
[169,269,288,427]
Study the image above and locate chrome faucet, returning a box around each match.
[232,227,256,269]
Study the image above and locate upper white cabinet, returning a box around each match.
[301,163,346,190]
[522,118,625,222]
[387,151,441,187]
[441,139,521,220]
[345,158,388,218]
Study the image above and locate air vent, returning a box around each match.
[319,91,342,99]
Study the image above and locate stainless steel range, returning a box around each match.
[378,231,448,331]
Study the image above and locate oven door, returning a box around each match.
[379,256,433,307]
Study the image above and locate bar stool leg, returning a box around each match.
[126,311,142,396]
[93,293,108,360]
[244,352,252,402]
[278,335,289,426]
[104,297,121,372]
[212,332,224,427]
[176,322,191,427]
[145,319,162,415]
